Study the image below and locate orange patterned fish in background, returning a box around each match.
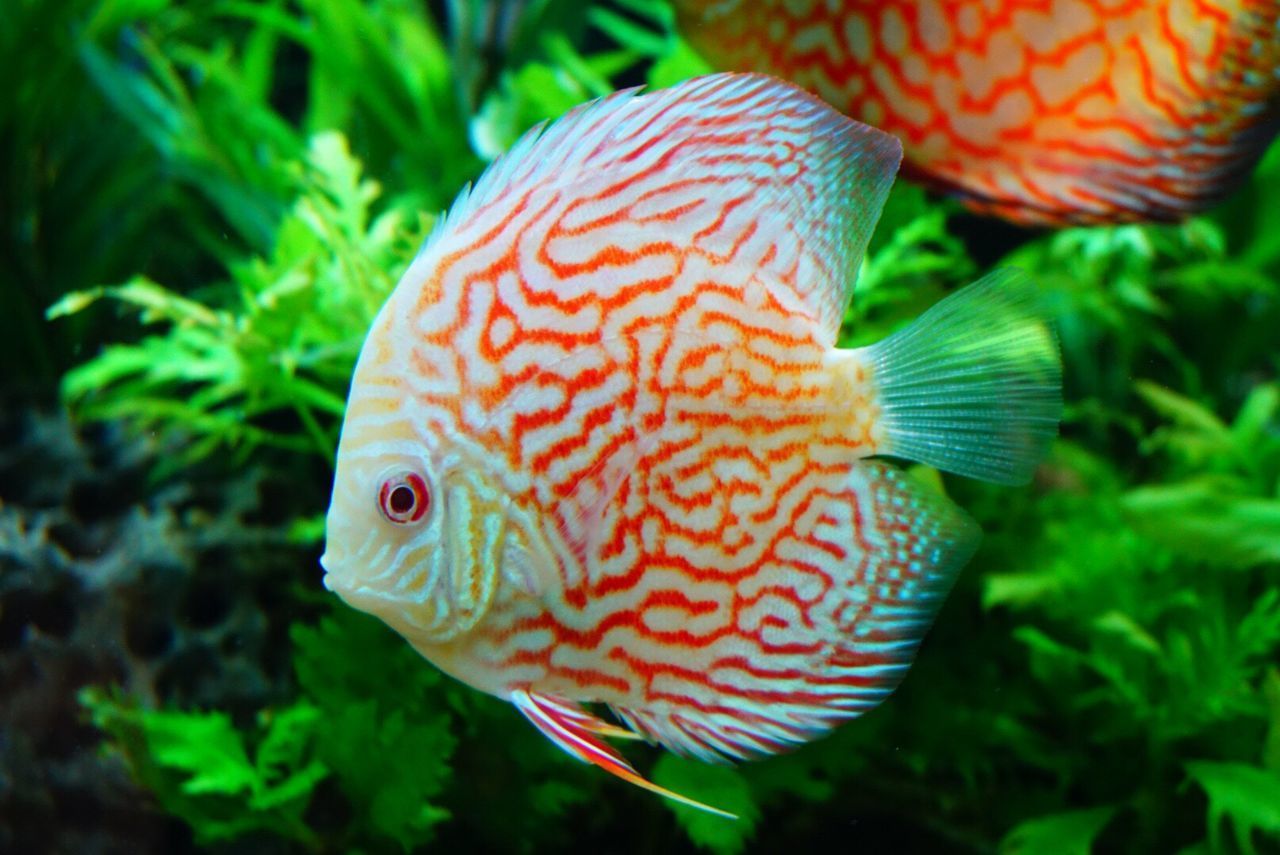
[321,74,1061,815]
[674,0,1280,225]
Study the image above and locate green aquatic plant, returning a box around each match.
[83,606,456,851]
[50,132,426,465]
[83,690,329,848]
[84,599,617,853]
[27,0,1280,852]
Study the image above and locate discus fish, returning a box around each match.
[674,0,1280,225]
[321,73,1061,816]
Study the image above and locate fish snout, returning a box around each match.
[318,547,345,592]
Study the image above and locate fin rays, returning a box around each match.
[863,269,1063,485]
[511,690,738,819]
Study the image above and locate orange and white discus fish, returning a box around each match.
[321,73,1061,816]
[674,0,1280,225]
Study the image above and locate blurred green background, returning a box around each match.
[2,0,1278,852]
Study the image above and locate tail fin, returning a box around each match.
[862,270,1062,485]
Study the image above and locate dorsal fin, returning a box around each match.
[418,73,903,345]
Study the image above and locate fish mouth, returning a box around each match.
[318,550,341,593]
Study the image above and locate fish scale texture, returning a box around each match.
[324,73,1059,810]
[332,75,970,756]
[674,0,1280,224]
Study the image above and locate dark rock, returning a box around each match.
[0,408,320,853]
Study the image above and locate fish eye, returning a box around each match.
[377,471,430,524]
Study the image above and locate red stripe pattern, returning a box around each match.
[675,0,1280,224]
[323,75,976,779]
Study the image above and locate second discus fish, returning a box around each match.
[321,73,1062,815]
[675,0,1280,225]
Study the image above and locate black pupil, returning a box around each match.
[388,484,416,515]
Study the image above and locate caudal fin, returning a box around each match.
[862,270,1062,485]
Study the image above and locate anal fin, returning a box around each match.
[510,690,737,819]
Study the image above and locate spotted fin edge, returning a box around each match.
[510,689,738,819]
[606,461,982,765]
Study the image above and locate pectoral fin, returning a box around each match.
[510,690,737,819]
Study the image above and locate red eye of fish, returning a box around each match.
[377,472,429,524]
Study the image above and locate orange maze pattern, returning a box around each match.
[327,75,979,763]
[675,0,1280,224]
